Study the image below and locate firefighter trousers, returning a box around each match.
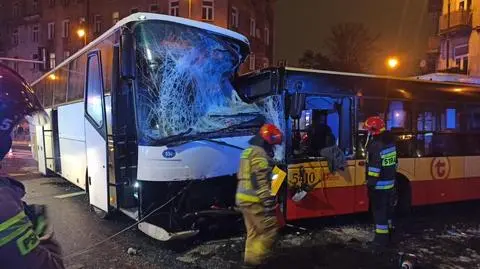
[370,188,395,246]
[240,203,279,266]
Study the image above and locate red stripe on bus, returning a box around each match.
[285,177,480,221]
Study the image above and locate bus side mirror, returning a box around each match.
[289,92,305,119]
[120,29,136,80]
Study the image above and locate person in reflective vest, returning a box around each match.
[0,63,64,269]
[364,116,397,248]
[236,123,283,268]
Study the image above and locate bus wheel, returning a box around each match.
[395,174,412,217]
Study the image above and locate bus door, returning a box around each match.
[84,51,110,215]
[286,96,357,219]
[353,131,370,213]
[35,124,47,175]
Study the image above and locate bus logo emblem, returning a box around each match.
[431,157,450,180]
[162,149,176,159]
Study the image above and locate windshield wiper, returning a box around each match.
[155,128,193,145]
[166,137,246,150]
[161,115,263,147]
[208,112,262,118]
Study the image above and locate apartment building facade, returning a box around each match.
[0,0,274,81]
[427,0,480,76]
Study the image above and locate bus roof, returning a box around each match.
[32,12,249,85]
[284,67,480,103]
[413,72,480,85]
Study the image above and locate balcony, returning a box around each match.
[427,36,441,54]
[439,10,472,34]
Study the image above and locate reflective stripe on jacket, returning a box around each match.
[236,146,273,206]
[366,138,397,190]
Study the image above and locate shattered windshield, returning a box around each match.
[134,21,262,146]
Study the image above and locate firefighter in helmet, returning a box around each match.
[236,123,283,268]
[0,63,65,269]
[364,116,397,248]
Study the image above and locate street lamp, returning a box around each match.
[77,28,87,46]
[386,57,399,71]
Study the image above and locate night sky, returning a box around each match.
[274,0,433,75]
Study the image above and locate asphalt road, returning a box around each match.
[2,147,480,269]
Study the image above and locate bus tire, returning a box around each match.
[395,173,412,217]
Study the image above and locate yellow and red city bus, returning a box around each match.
[237,67,480,222]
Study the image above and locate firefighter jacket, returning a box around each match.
[0,177,64,269]
[236,145,275,207]
[366,137,397,190]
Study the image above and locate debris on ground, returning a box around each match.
[127,247,139,256]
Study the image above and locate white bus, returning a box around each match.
[30,13,282,240]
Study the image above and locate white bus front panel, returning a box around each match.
[137,136,252,182]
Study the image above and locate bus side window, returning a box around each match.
[431,133,460,157]
[86,53,104,127]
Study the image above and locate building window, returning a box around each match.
[48,22,55,40]
[169,0,179,17]
[94,15,102,34]
[249,54,255,71]
[250,18,256,37]
[33,0,39,11]
[63,50,70,60]
[130,8,139,14]
[12,29,19,46]
[112,12,120,25]
[150,4,159,13]
[231,7,239,28]
[49,53,56,69]
[454,44,469,71]
[13,2,20,17]
[62,20,70,38]
[264,27,270,45]
[202,0,214,21]
[32,24,39,42]
[32,54,38,70]
[49,0,55,7]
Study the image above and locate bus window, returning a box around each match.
[33,81,45,107]
[53,67,68,105]
[97,38,115,94]
[464,105,480,131]
[44,78,54,108]
[416,133,434,157]
[445,108,457,130]
[462,134,480,156]
[67,55,87,102]
[395,134,416,158]
[355,132,367,159]
[416,105,438,132]
[86,54,104,127]
[386,100,411,131]
[357,98,386,129]
[428,133,461,157]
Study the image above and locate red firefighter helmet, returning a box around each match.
[364,116,386,136]
[259,123,283,145]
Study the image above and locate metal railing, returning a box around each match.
[439,10,473,32]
